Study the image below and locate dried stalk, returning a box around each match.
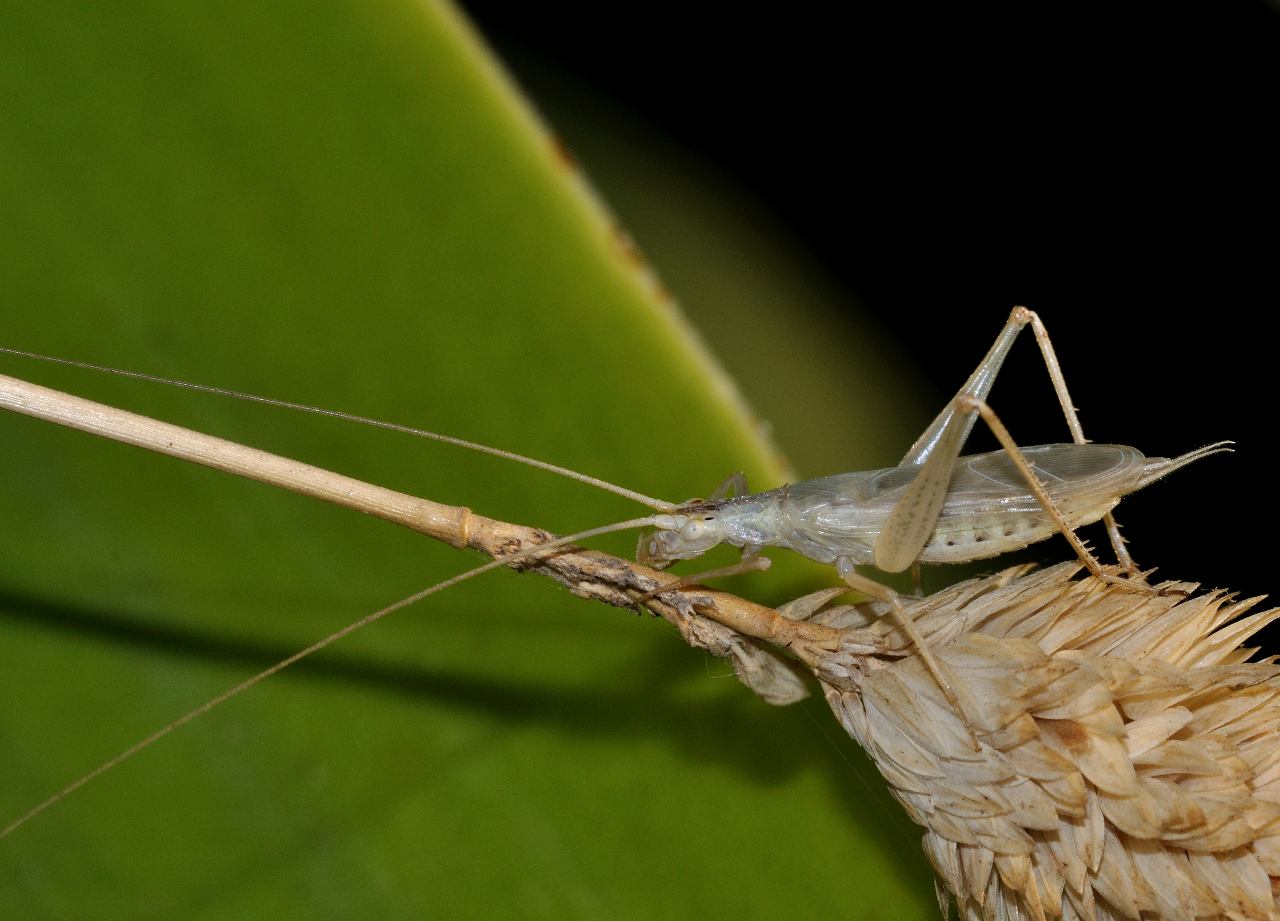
[0,371,844,705]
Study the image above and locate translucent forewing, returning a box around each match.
[782,444,1150,565]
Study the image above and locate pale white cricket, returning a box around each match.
[0,305,1228,834]
[636,306,1225,582]
[628,305,1229,739]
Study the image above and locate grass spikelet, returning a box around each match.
[799,563,1280,921]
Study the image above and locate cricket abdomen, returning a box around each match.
[919,495,1122,564]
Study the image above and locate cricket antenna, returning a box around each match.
[0,514,662,841]
[0,348,678,513]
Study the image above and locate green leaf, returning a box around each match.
[0,2,934,917]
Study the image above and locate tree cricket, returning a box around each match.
[0,306,1231,839]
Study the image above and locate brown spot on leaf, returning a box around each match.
[612,225,648,270]
[549,134,578,171]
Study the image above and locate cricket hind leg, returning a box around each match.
[900,306,1134,570]
[955,394,1161,593]
[836,557,982,752]
[877,307,1060,573]
[1016,308,1135,571]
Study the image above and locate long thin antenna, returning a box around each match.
[0,514,659,841]
[0,347,677,512]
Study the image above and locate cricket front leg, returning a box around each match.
[634,545,771,605]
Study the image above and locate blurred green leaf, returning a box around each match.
[0,2,933,918]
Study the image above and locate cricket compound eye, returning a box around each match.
[679,519,707,541]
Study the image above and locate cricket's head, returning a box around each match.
[636,505,726,568]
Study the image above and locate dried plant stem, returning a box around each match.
[0,371,471,545]
[0,371,843,688]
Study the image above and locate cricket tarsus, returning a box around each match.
[0,515,659,841]
[0,347,677,513]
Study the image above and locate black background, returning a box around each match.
[463,3,1279,611]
